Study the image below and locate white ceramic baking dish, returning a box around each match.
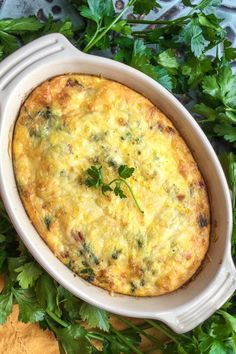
[0,33,235,333]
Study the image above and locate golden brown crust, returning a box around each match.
[13,74,210,296]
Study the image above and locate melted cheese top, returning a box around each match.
[13,74,210,296]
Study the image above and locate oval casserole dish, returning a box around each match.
[0,34,235,333]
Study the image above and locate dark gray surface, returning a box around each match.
[0,0,81,22]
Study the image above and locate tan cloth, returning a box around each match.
[0,275,59,354]
[0,275,164,353]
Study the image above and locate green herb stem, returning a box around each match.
[83,21,102,53]
[111,326,144,354]
[145,320,180,345]
[226,107,236,112]
[84,0,136,52]
[45,316,58,332]
[126,15,190,26]
[46,310,68,328]
[108,178,144,213]
[116,315,165,350]
[87,332,106,341]
[192,0,213,12]
[121,322,153,332]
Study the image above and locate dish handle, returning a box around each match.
[153,257,236,334]
[0,33,85,95]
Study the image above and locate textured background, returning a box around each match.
[0,0,235,69]
[0,0,235,50]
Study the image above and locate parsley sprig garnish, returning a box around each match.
[85,165,144,213]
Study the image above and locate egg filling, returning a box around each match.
[13,74,210,296]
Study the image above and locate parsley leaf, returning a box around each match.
[202,75,221,100]
[0,31,19,54]
[118,165,135,179]
[85,166,103,188]
[0,292,13,324]
[112,20,132,35]
[0,17,43,32]
[35,274,61,317]
[182,0,194,6]
[194,310,236,354]
[80,0,114,24]
[101,184,113,194]
[15,261,43,289]
[57,285,82,320]
[182,56,212,86]
[179,18,209,57]
[114,183,127,199]
[193,103,216,121]
[52,323,92,354]
[196,66,236,143]
[80,0,104,24]
[219,310,236,332]
[219,67,236,107]
[12,288,45,323]
[41,16,74,38]
[130,40,173,90]
[133,0,160,15]
[157,49,179,70]
[197,0,222,15]
[214,123,236,143]
[79,303,110,331]
[0,16,75,58]
[155,67,173,91]
[223,40,236,62]
[8,256,29,281]
[130,39,152,68]
[202,66,236,106]
[21,16,75,44]
[108,326,142,354]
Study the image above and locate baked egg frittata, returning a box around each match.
[13,74,210,296]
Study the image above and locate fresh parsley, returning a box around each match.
[85,165,144,213]
[133,0,160,15]
[81,0,136,53]
[79,302,110,332]
[48,322,92,354]
[0,16,75,59]
[0,292,13,324]
[12,287,45,323]
[85,165,103,189]
[15,261,43,289]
